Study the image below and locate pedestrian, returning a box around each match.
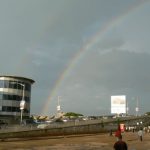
[115,126,122,141]
[138,128,143,141]
[115,130,121,140]
[113,135,128,150]
[132,128,135,133]
[109,129,113,136]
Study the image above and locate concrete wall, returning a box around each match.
[0,122,118,139]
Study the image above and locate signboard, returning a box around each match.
[111,95,126,114]
[57,105,61,111]
[120,123,125,132]
[20,100,25,110]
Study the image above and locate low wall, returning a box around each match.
[0,122,117,139]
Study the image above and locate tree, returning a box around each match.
[64,112,83,117]
[145,112,150,116]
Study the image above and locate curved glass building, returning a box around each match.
[0,76,35,121]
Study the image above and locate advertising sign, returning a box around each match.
[111,95,126,114]
[120,123,125,132]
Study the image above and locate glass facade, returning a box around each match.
[2,106,29,113]
[0,76,34,117]
[0,80,31,91]
[0,93,30,102]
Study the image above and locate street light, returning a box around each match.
[11,82,25,124]
[19,83,25,124]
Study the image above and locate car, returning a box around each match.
[37,124,49,129]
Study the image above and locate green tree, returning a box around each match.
[145,112,150,115]
[64,112,83,117]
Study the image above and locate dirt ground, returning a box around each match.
[0,131,150,150]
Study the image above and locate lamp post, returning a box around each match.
[11,82,25,124]
[19,84,25,124]
[135,97,139,117]
[57,96,61,118]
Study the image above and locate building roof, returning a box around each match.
[0,75,35,84]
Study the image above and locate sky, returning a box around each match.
[0,0,150,116]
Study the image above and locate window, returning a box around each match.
[7,106,12,112]
[0,94,3,100]
[4,80,9,88]
[25,83,31,91]
[0,80,4,88]
[2,106,21,112]
[0,93,30,102]
[2,106,7,111]
[12,107,16,112]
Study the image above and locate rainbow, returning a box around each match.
[41,1,148,115]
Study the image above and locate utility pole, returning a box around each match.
[57,96,61,117]
[126,101,129,116]
[135,97,139,116]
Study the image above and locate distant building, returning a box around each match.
[0,75,34,123]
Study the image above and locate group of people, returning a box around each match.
[112,126,144,150]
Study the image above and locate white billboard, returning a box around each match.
[111,95,126,114]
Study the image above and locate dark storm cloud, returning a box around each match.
[57,50,150,115]
[0,0,149,115]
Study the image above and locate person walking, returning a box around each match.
[138,128,143,141]
[109,129,113,136]
[115,126,122,141]
[113,135,128,150]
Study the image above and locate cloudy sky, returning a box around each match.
[0,0,150,116]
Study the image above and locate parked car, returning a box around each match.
[37,124,49,129]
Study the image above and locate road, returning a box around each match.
[0,131,149,150]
